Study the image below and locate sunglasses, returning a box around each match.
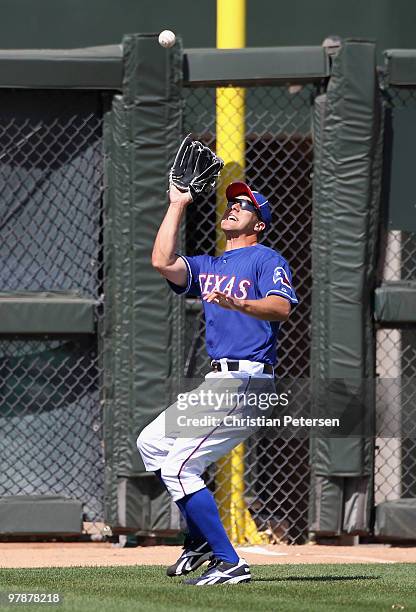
[226,198,261,219]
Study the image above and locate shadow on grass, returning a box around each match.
[254,575,380,583]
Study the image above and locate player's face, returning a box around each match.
[221,195,264,236]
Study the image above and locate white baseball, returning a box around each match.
[158,30,176,48]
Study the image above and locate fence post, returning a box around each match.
[103,34,184,532]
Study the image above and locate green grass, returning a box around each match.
[0,564,415,612]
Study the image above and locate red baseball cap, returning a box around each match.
[225,182,272,228]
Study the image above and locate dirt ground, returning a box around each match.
[0,542,415,568]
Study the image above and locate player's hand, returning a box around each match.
[203,290,243,311]
[169,185,193,207]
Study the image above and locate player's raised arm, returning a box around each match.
[151,185,191,287]
[152,135,224,288]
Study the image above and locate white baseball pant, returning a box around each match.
[136,359,275,501]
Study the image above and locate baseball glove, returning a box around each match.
[169,134,224,200]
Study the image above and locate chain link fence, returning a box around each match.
[4,73,414,543]
[183,85,315,543]
[375,85,416,504]
[0,91,106,533]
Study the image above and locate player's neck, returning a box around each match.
[223,234,258,251]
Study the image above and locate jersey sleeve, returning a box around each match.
[166,254,202,297]
[257,254,299,304]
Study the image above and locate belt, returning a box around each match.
[211,360,274,375]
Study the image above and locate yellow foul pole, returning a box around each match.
[215,0,267,545]
[216,0,245,252]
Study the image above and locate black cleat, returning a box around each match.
[166,537,213,577]
[184,557,251,585]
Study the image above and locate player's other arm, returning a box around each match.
[237,295,291,321]
[203,292,291,322]
[152,186,192,287]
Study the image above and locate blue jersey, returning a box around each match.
[168,244,298,365]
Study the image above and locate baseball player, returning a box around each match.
[137,138,298,586]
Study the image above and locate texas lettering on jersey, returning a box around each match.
[199,274,251,299]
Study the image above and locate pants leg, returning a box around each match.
[138,373,275,501]
[136,410,174,471]
[160,373,274,500]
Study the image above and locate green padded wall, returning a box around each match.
[375,281,416,325]
[103,34,183,532]
[310,40,384,535]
